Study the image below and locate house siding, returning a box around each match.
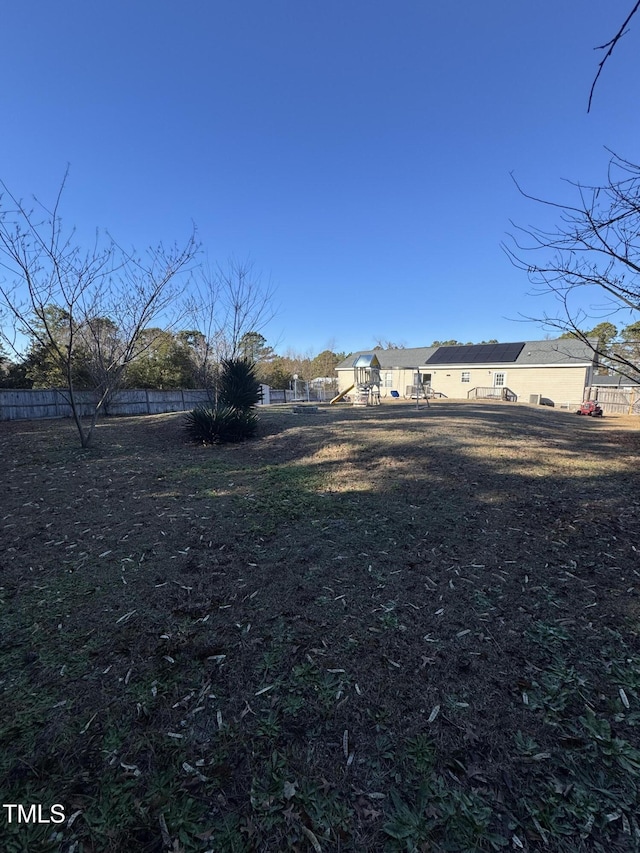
[494,365,589,407]
[337,363,591,408]
[421,364,589,407]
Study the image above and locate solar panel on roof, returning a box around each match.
[426,342,525,365]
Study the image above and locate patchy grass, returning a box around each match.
[1,400,639,852]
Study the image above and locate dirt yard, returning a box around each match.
[1,400,639,852]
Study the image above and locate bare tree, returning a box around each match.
[0,172,198,447]
[372,339,406,350]
[504,152,640,380]
[185,258,277,401]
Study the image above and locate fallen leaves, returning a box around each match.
[428,705,441,723]
[3,406,640,852]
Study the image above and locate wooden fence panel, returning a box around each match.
[587,387,640,415]
[266,389,296,403]
[106,391,149,417]
[182,390,210,406]
[0,388,210,422]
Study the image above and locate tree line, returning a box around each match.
[0,326,349,396]
[234,332,348,389]
[560,322,640,377]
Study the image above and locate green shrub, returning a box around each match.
[185,358,261,444]
[218,357,262,411]
[184,404,258,444]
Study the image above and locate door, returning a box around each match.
[493,372,506,398]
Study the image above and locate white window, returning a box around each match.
[494,372,505,387]
[384,371,393,387]
[461,371,470,383]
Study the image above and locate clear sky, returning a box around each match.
[1,1,638,356]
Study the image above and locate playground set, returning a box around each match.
[330,354,430,408]
[330,354,382,406]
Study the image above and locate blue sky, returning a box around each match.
[1,1,638,356]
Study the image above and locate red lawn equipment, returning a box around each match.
[576,400,603,417]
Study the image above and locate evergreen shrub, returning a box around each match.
[184,357,261,444]
[184,404,258,444]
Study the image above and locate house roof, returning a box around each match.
[335,339,598,370]
[336,347,438,370]
[591,373,640,387]
[513,338,598,366]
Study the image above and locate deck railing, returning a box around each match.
[404,385,447,399]
[467,386,517,402]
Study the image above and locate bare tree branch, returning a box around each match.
[504,153,640,382]
[185,258,278,401]
[588,0,640,112]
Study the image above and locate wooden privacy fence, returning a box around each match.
[586,387,640,415]
[0,385,276,422]
[0,389,211,421]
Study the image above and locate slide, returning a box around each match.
[330,384,354,405]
